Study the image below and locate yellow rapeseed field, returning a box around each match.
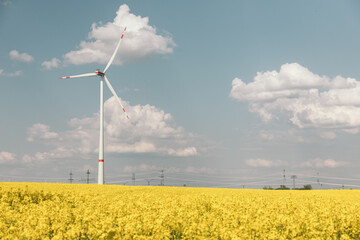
[1,182,360,239]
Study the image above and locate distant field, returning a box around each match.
[1,182,360,239]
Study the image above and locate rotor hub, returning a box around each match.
[95,69,105,76]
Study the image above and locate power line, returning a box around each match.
[107,177,148,185]
[209,178,285,188]
[169,171,280,181]
[296,179,360,188]
[106,171,159,179]
[166,176,282,188]
[2,170,360,189]
[294,173,360,182]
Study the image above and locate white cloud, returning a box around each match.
[25,97,201,162]
[230,63,328,103]
[0,69,3,75]
[0,151,16,164]
[41,58,61,70]
[245,158,286,167]
[301,158,348,168]
[230,63,360,131]
[27,123,59,142]
[63,4,175,66]
[107,141,157,153]
[9,50,34,62]
[168,147,197,157]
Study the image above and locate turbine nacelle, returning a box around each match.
[95,69,105,76]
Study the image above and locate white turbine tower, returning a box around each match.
[59,27,129,185]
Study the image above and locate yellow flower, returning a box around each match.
[1,182,360,239]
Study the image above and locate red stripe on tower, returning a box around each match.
[124,27,126,31]
[66,76,70,78]
[121,34,124,39]
[123,108,126,112]
[99,159,104,162]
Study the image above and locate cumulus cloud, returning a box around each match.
[41,58,61,70]
[62,4,175,66]
[168,147,197,157]
[9,50,34,62]
[230,63,360,132]
[301,158,348,168]
[27,123,59,142]
[245,158,286,167]
[0,151,16,164]
[24,98,201,163]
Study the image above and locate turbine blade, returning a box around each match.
[103,27,127,73]
[59,73,97,79]
[104,75,129,119]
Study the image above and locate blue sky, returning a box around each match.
[1,0,360,188]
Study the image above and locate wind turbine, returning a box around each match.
[59,27,129,185]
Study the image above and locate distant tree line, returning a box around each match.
[263,184,312,190]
